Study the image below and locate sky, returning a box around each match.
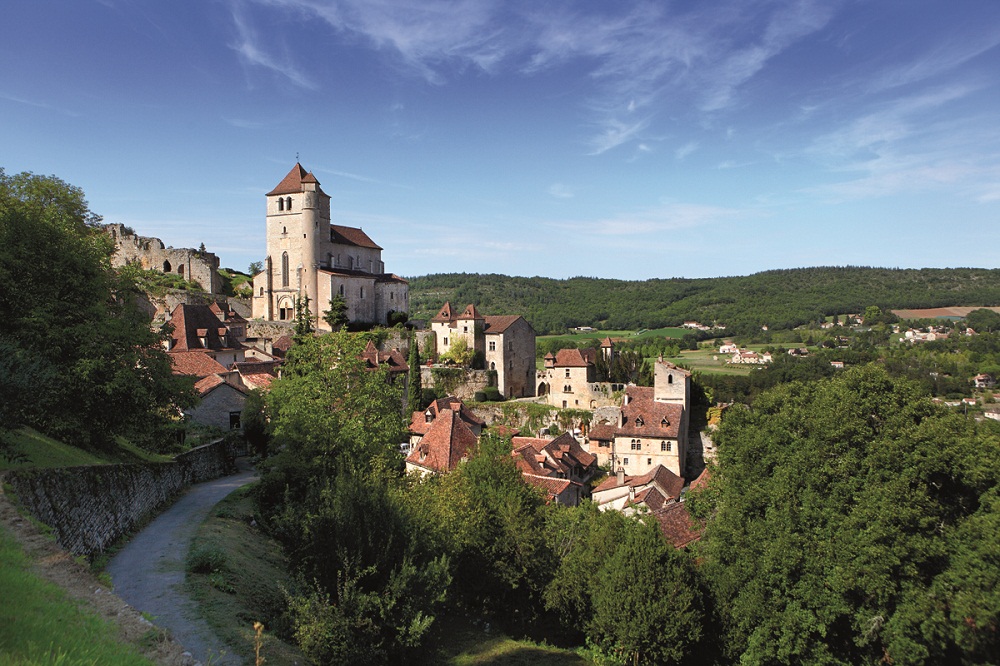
[3,0,1000,280]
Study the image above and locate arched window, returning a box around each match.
[285,197,292,210]
[278,198,284,211]
[259,287,264,297]
[339,284,344,296]
[177,264,184,276]
[490,361,496,370]
[163,260,171,272]
[668,374,674,384]
[281,252,289,287]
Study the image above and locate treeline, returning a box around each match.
[407,268,1000,334]
[248,335,1000,664]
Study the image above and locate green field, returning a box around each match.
[665,348,757,376]
[0,428,171,472]
[538,327,689,346]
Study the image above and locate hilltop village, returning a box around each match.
[109,163,711,546]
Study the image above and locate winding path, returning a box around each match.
[107,463,257,666]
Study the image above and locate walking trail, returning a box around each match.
[107,462,257,666]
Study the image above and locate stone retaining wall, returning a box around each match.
[3,440,237,557]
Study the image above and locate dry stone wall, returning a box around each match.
[4,440,236,557]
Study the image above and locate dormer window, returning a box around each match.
[635,416,644,426]
[660,417,669,427]
[425,411,433,423]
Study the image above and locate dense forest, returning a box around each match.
[407,269,1000,334]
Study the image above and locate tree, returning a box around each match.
[241,388,269,458]
[440,336,474,366]
[0,169,193,450]
[698,365,1000,664]
[407,333,422,416]
[294,294,314,337]
[248,260,263,276]
[965,308,1000,333]
[324,294,349,331]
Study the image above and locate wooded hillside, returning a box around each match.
[407,268,1000,334]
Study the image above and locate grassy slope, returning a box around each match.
[184,485,305,665]
[0,428,171,472]
[0,525,154,666]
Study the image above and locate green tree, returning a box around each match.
[0,169,193,449]
[293,294,314,337]
[965,308,1000,333]
[248,260,263,275]
[324,294,349,331]
[407,333,422,416]
[698,365,1000,664]
[240,388,269,457]
[440,336,474,366]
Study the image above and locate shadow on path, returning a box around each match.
[108,461,257,665]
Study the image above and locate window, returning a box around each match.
[635,416,644,426]
[285,196,292,210]
[282,226,287,235]
[281,252,289,287]
[229,411,242,430]
[565,369,571,378]
[623,457,629,466]
[647,458,652,465]
[668,374,674,384]
[339,284,344,296]
[661,441,672,452]
[490,361,496,370]
[508,341,513,351]
[463,326,468,333]
[443,337,449,347]
[562,400,567,408]
[489,341,496,351]
[163,260,171,272]
[177,264,184,276]
[278,198,284,211]
[563,384,572,393]
[359,287,365,299]
[259,287,264,296]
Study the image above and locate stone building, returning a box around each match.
[429,302,536,398]
[537,342,621,409]
[251,164,408,330]
[587,359,691,479]
[105,223,223,294]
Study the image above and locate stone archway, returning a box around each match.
[537,382,548,396]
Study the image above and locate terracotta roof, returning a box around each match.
[209,301,247,324]
[330,224,382,250]
[267,163,325,196]
[553,348,594,368]
[652,502,703,548]
[484,315,527,334]
[632,486,668,511]
[166,304,243,354]
[272,335,294,355]
[375,273,408,284]
[589,423,617,441]
[490,425,521,438]
[169,351,229,377]
[405,409,478,473]
[361,340,408,374]
[431,302,454,322]
[510,432,596,479]
[593,464,684,501]
[409,396,484,436]
[689,467,711,491]
[193,374,247,398]
[619,396,683,439]
[656,358,691,377]
[600,337,614,347]
[240,371,276,391]
[522,474,576,499]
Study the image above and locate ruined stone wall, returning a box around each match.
[420,367,491,401]
[104,223,222,294]
[4,440,236,556]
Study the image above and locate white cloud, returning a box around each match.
[228,2,317,89]
[547,183,574,199]
[675,141,698,160]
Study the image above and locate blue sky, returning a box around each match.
[3,0,1000,280]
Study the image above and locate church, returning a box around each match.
[251,164,408,330]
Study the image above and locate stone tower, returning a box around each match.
[653,358,690,405]
[262,163,330,323]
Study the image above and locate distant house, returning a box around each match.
[973,373,996,389]
[408,396,485,449]
[651,502,703,549]
[592,464,685,513]
[830,361,845,369]
[186,375,247,431]
[719,343,738,354]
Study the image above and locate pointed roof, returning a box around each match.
[330,224,382,250]
[431,302,454,323]
[267,163,324,196]
[458,304,483,320]
[600,337,614,348]
[405,409,478,473]
[484,315,527,334]
[166,304,242,354]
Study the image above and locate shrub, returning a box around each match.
[187,546,227,574]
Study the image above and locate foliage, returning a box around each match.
[440,336,474,366]
[408,268,1000,334]
[240,389,270,458]
[323,294,349,331]
[698,365,1000,664]
[293,295,314,337]
[407,334,422,417]
[217,267,253,298]
[966,308,1000,333]
[0,169,195,450]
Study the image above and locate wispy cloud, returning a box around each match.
[555,201,741,238]
[228,2,316,89]
[675,141,698,160]
[0,93,80,117]
[547,183,574,199]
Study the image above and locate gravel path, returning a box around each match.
[108,464,257,666]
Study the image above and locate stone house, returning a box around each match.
[510,432,598,506]
[538,342,621,409]
[587,359,691,478]
[592,464,685,513]
[186,375,247,431]
[404,409,479,476]
[408,396,485,449]
[429,302,536,398]
[251,164,408,330]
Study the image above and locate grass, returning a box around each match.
[185,484,305,665]
[663,347,765,376]
[0,525,155,666]
[538,327,688,346]
[0,428,172,471]
[430,614,589,665]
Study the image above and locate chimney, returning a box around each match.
[616,467,625,485]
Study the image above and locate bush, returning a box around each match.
[187,546,227,574]
[481,387,504,402]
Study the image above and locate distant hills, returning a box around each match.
[407,267,1000,335]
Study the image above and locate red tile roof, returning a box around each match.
[193,374,247,398]
[209,300,247,324]
[330,224,382,250]
[267,163,325,196]
[361,340,408,374]
[588,423,617,441]
[169,351,229,377]
[593,464,684,501]
[553,348,594,368]
[522,473,577,499]
[431,301,454,322]
[510,432,596,480]
[619,396,683,439]
[689,467,711,491]
[409,396,485,436]
[652,502,703,548]
[166,304,243,354]
[405,409,478,473]
[484,315,527,334]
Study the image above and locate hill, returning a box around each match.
[407,267,1000,334]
